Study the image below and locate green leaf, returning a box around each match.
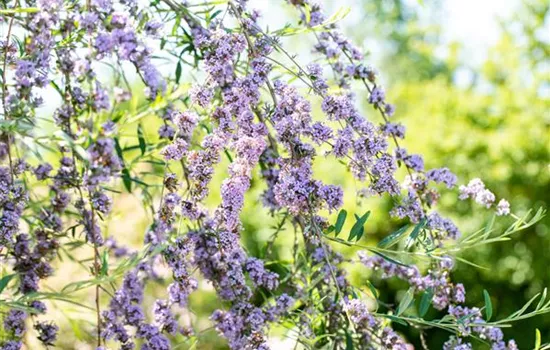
[372,251,408,267]
[365,280,379,299]
[303,4,312,25]
[129,176,149,187]
[209,9,223,23]
[176,61,183,84]
[137,124,146,155]
[378,224,409,248]
[535,329,541,350]
[0,7,39,14]
[345,330,354,350]
[100,251,109,277]
[224,149,233,163]
[335,209,347,236]
[383,314,408,326]
[397,288,415,316]
[68,319,85,341]
[484,289,493,321]
[485,214,496,236]
[536,288,547,310]
[419,289,433,317]
[114,138,124,162]
[74,145,89,162]
[356,226,365,241]
[0,274,16,294]
[322,6,351,27]
[172,15,181,36]
[406,218,426,249]
[348,211,370,241]
[121,168,132,193]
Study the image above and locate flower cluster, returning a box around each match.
[460,178,510,215]
[444,307,519,350]
[343,299,408,349]
[360,253,465,310]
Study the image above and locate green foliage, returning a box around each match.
[351,0,550,347]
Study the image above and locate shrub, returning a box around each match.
[0,1,547,349]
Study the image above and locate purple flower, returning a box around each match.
[395,148,424,171]
[496,199,510,216]
[3,310,27,337]
[86,138,122,186]
[91,191,112,214]
[49,190,69,213]
[245,257,279,290]
[34,163,53,180]
[92,0,112,12]
[307,63,328,93]
[190,85,214,107]
[384,103,395,116]
[0,341,22,350]
[162,138,188,161]
[426,167,457,188]
[158,125,176,139]
[80,12,99,33]
[29,301,47,314]
[368,86,385,105]
[381,122,406,139]
[318,184,343,211]
[145,21,163,36]
[34,321,59,345]
[443,337,473,350]
[427,212,461,240]
[309,122,333,144]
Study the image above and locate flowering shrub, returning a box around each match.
[0,0,547,349]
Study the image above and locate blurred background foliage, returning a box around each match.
[278,0,549,347]
[301,0,550,348]
[6,0,548,348]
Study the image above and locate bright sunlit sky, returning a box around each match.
[247,0,525,90]
[251,0,520,66]
[441,0,518,63]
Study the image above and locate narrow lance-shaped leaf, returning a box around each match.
[335,209,347,236]
[365,280,379,299]
[345,330,354,350]
[484,289,493,321]
[114,137,124,162]
[175,61,182,84]
[209,9,223,23]
[406,218,426,249]
[100,251,109,277]
[137,124,146,155]
[0,274,16,294]
[383,314,408,326]
[121,168,132,193]
[378,224,409,248]
[372,251,409,267]
[397,287,415,316]
[536,288,548,310]
[418,289,433,317]
[348,211,370,242]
